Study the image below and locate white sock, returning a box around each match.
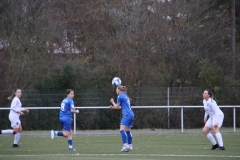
[123,143,128,147]
[206,133,217,145]
[55,131,58,135]
[1,130,14,134]
[14,133,21,144]
[215,132,223,147]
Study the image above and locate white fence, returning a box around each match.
[0,106,239,134]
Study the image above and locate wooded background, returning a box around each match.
[0,0,239,130]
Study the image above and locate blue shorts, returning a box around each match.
[59,117,72,132]
[121,115,134,127]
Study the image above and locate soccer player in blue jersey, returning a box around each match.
[109,85,134,152]
[51,89,79,151]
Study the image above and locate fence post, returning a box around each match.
[233,106,236,133]
[181,106,184,133]
[74,113,76,135]
[167,87,170,129]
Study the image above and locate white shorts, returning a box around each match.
[205,115,224,128]
[9,116,21,128]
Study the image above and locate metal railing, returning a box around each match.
[0,106,239,134]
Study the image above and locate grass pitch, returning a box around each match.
[0,131,240,160]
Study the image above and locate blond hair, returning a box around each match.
[117,85,127,92]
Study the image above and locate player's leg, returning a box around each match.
[10,118,21,148]
[0,129,15,134]
[203,118,218,150]
[63,118,75,151]
[67,130,76,151]
[12,124,22,148]
[51,117,70,139]
[119,117,130,152]
[213,115,225,150]
[119,125,129,152]
[126,117,134,150]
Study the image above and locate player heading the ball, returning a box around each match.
[109,85,134,152]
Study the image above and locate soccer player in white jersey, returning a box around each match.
[202,89,225,150]
[0,89,29,148]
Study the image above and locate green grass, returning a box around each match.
[0,132,240,160]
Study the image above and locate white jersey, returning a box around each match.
[9,96,23,118]
[203,98,224,119]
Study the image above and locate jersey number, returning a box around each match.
[61,103,65,111]
[127,99,132,110]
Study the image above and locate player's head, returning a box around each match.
[203,89,213,100]
[7,89,22,100]
[116,85,127,95]
[66,89,74,99]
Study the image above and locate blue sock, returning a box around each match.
[57,131,63,136]
[68,140,73,148]
[68,140,73,145]
[126,131,132,144]
[120,130,127,144]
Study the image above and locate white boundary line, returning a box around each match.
[0,154,239,158]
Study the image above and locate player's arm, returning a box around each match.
[204,112,208,123]
[203,101,208,123]
[70,102,79,113]
[210,101,219,127]
[10,99,24,115]
[21,108,29,113]
[109,98,121,109]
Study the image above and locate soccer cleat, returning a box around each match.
[120,145,130,152]
[69,148,76,151]
[219,146,225,150]
[12,144,20,148]
[128,146,133,151]
[0,130,2,134]
[211,144,219,150]
[51,130,54,139]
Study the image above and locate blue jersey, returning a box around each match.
[117,93,134,117]
[59,97,75,117]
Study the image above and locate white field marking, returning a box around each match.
[0,154,239,158]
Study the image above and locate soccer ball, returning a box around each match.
[112,77,122,87]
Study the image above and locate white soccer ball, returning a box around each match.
[112,77,122,87]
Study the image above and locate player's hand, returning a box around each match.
[19,111,24,115]
[109,105,114,109]
[25,109,29,113]
[204,118,207,123]
[75,110,79,113]
[110,98,114,104]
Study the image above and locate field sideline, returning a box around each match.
[0,130,240,160]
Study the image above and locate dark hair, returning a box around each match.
[66,89,74,95]
[205,89,213,97]
[205,89,214,102]
[7,89,21,101]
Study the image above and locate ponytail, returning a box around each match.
[117,85,127,92]
[7,88,21,101]
[117,85,130,99]
[205,89,213,102]
[7,93,15,101]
